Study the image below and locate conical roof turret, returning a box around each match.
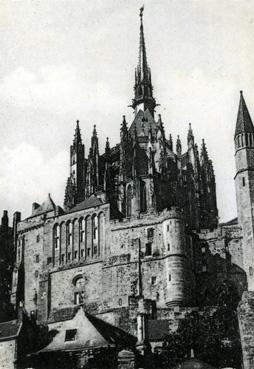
[235,91,254,137]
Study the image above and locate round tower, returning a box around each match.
[163,207,192,306]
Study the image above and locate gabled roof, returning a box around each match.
[235,91,254,137]
[129,109,157,138]
[0,320,22,342]
[36,308,136,354]
[31,194,56,217]
[68,196,103,213]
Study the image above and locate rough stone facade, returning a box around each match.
[0,339,17,369]
[7,10,254,369]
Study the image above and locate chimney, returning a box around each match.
[1,210,8,228]
[32,202,40,214]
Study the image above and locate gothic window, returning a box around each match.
[47,257,52,264]
[147,228,154,238]
[36,235,40,243]
[66,222,73,246]
[53,224,60,250]
[242,177,245,187]
[85,215,92,257]
[81,249,84,258]
[168,274,171,281]
[250,266,253,276]
[151,276,156,285]
[74,292,82,305]
[167,224,170,232]
[61,254,65,263]
[126,185,132,217]
[118,298,122,306]
[35,270,39,278]
[138,86,143,97]
[140,182,147,213]
[92,215,98,241]
[74,251,78,259]
[145,242,152,256]
[79,218,85,243]
[167,243,170,251]
[246,134,249,146]
[35,254,39,263]
[65,329,77,341]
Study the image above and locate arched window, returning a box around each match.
[250,266,253,276]
[79,218,85,243]
[92,215,98,242]
[53,224,60,250]
[92,215,98,255]
[73,275,85,305]
[66,221,73,246]
[140,182,147,213]
[98,212,104,256]
[126,185,132,217]
[85,216,92,257]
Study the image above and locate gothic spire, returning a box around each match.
[73,120,82,145]
[131,7,157,116]
[187,122,194,147]
[138,6,149,83]
[235,91,254,138]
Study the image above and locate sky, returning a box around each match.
[1,0,254,222]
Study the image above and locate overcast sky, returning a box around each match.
[1,0,254,222]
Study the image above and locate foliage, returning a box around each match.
[160,281,242,369]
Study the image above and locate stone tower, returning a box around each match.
[234,91,254,290]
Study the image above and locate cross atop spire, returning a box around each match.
[131,7,157,117]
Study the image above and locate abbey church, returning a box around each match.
[1,8,254,369]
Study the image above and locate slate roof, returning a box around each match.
[220,217,238,226]
[68,196,103,213]
[174,359,216,369]
[36,308,136,354]
[147,319,169,341]
[0,320,22,342]
[31,194,56,217]
[235,91,254,137]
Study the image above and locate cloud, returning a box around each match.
[0,143,68,218]
[0,64,125,116]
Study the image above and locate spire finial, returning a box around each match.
[240,90,243,95]
[139,5,144,20]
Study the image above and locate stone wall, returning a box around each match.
[0,339,17,369]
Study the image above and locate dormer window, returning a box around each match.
[65,329,77,341]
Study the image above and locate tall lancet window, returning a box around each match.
[126,185,132,217]
[79,218,85,243]
[53,224,60,250]
[140,181,147,213]
[66,221,73,246]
